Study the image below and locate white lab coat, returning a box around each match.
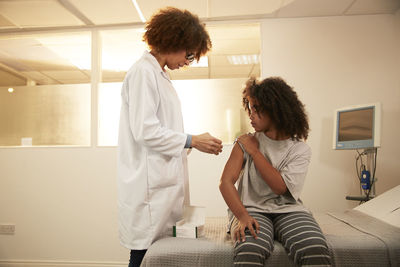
[117,51,189,249]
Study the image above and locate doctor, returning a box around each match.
[117,7,223,267]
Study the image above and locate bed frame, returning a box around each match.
[142,186,400,266]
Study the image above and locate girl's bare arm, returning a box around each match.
[219,143,259,241]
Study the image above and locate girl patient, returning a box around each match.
[219,77,332,267]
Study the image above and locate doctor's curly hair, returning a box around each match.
[143,7,211,61]
[243,77,310,141]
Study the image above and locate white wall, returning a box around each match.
[1,13,399,266]
[0,147,128,266]
[397,9,400,78]
[259,14,400,212]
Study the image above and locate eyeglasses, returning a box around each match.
[185,52,195,63]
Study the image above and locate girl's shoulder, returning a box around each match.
[255,132,311,158]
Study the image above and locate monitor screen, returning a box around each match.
[333,103,381,150]
[338,108,373,142]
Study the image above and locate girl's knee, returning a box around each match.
[293,245,331,266]
[234,240,272,265]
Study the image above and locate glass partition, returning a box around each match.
[99,23,260,81]
[0,84,90,146]
[0,23,259,147]
[97,23,260,146]
[98,83,122,146]
[0,31,92,147]
[97,79,252,146]
[0,32,91,86]
[101,28,147,82]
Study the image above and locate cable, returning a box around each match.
[355,149,365,204]
[365,148,378,201]
[355,149,363,181]
[355,148,378,203]
[357,151,363,204]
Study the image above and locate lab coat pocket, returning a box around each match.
[147,154,180,189]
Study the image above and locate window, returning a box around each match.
[0,32,91,146]
[101,28,147,83]
[175,78,252,144]
[0,23,260,147]
[0,84,90,146]
[0,32,91,86]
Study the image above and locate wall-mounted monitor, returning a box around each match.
[333,103,381,150]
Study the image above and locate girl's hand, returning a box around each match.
[237,134,259,157]
[233,214,260,242]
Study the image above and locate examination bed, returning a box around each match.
[141,186,400,267]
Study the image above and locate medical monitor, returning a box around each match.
[333,103,381,150]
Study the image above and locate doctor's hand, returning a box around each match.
[192,133,223,155]
[233,214,259,242]
[237,133,259,157]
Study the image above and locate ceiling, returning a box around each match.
[1,0,399,30]
[0,0,399,86]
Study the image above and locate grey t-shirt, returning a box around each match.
[229,132,311,223]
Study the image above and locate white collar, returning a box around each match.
[143,50,171,82]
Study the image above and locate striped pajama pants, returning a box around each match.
[231,211,332,267]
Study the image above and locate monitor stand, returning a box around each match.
[346,148,377,203]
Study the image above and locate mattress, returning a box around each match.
[141,210,400,267]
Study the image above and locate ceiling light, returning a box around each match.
[132,0,146,23]
[227,54,259,65]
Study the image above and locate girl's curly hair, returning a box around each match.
[243,77,309,140]
[143,7,211,61]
